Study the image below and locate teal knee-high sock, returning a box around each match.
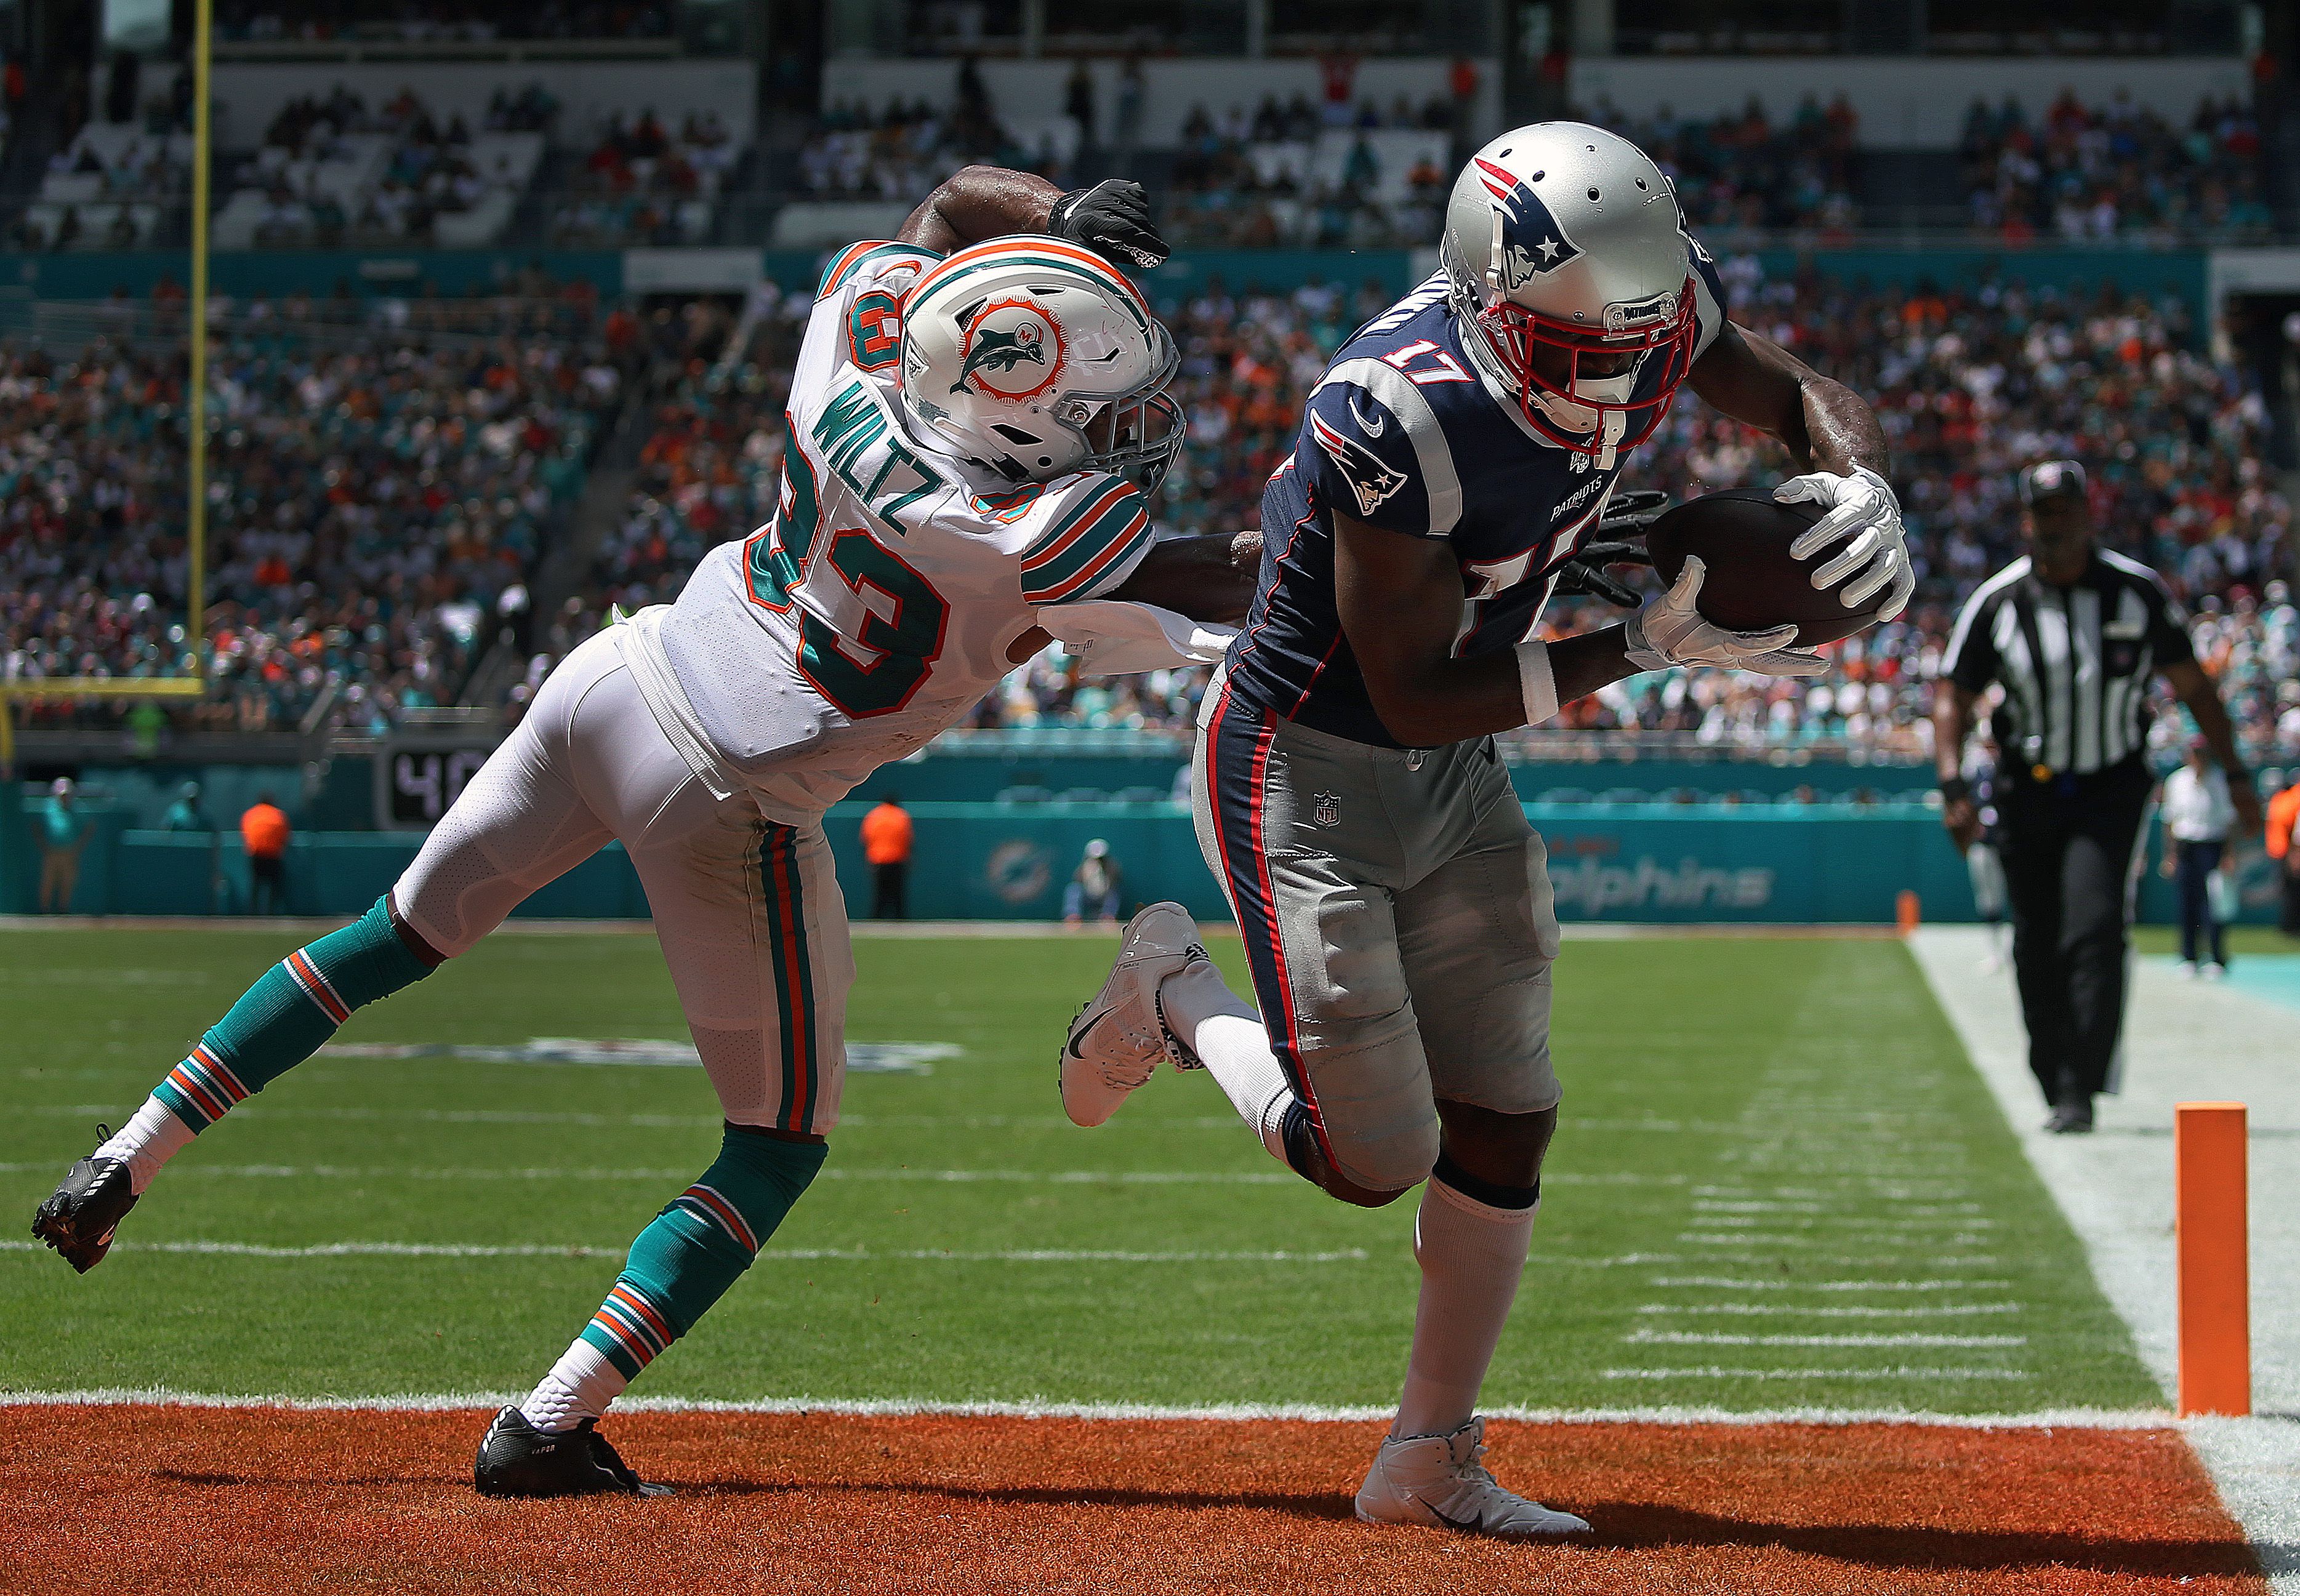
[151,896,439,1133]
[521,1126,827,1430]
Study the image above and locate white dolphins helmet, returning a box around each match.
[1439,122,1697,459]
[898,236,1183,491]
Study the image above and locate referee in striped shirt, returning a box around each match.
[1932,460,2262,1133]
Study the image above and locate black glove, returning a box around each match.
[1048,180,1169,271]
[1551,491,1670,608]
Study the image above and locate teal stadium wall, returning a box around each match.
[7,794,2282,926]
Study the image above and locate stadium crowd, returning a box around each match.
[10,250,2294,774]
[2,286,621,736]
[1958,90,2274,243]
[980,260,2296,768]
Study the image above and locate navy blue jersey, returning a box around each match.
[1224,246,1729,748]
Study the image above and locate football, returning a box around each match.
[1642,487,1889,647]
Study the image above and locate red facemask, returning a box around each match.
[1471,279,1698,457]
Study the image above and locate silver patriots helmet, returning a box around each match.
[1439,122,1697,459]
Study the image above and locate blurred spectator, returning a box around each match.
[1591,91,1862,239]
[797,94,1066,206]
[1064,838,1124,924]
[2269,775,2300,934]
[1960,89,2272,244]
[241,791,291,915]
[37,777,87,913]
[163,780,215,832]
[2160,737,2235,976]
[861,792,914,920]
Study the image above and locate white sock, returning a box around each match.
[1392,1175,1537,1440]
[1156,960,1299,1162]
[95,1097,196,1195]
[520,1336,627,1433]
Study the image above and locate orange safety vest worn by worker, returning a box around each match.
[2269,783,2300,862]
[861,802,914,866]
[241,803,291,860]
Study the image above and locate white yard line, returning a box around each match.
[1636,1302,2025,1319]
[1602,1366,2033,1382]
[0,1238,1366,1264]
[1910,927,2300,1589]
[0,1161,1302,1185]
[0,1386,2174,1430]
[1622,1329,2027,1349]
[1649,1276,2014,1291]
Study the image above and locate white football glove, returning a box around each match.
[1774,464,1913,621]
[1624,557,1828,677]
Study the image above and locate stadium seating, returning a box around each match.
[17,124,189,251]
[211,86,547,251]
[2,292,621,734]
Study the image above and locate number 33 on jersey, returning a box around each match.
[648,241,1157,809]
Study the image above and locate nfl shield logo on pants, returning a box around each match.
[1313,791,1341,827]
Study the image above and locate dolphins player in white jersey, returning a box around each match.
[32,166,1255,1496]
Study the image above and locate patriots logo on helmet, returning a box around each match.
[1310,406,1408,516]
[1474,158,1581,292]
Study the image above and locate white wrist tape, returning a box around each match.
[1514,638,1559,726]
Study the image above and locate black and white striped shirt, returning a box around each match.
[1940,550,2194,778]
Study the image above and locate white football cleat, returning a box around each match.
[1355,1417,1590,1539]
[1060,901,1208,1128]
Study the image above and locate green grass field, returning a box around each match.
[1,926,2158,1416]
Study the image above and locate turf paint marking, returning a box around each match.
[0,1161,1303,1185]
[1649,1276,2015,1291]
[0,1238,1368,1264]
[1603,1366,2035,1382]
[1636,1302,2026,1318]
[1621,1329,2029,1349]
[0,1387,2175,1429]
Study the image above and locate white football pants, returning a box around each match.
[392,627,853,1134]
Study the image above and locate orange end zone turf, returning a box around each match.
[2,1407,2264,1595]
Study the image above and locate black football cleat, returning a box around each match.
[31,1127,139,1273]
[473,1405,672,1498]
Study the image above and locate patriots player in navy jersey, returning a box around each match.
[1058,124,1913,1538]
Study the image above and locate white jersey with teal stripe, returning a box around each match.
[648,241,1156,820]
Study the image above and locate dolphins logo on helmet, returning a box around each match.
[1473,156,1583,292]
[950,297,1065,401]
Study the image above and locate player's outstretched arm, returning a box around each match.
[1107,531,1261,625]
[898,166,1170,269]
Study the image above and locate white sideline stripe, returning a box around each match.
[1649,1277,2014,1292]
[1912,926,2300,1594]
[0,1162,1300,1186]
[1604,1367,2033,1382]
[1622,1329,2029,1349]
[0,1387,2178,1430]
[25,1105,1250,1134]
[0,1239,1367,1264]
[1635,1302,2025,1319]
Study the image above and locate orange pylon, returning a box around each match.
[2176,1102,2250,1418]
